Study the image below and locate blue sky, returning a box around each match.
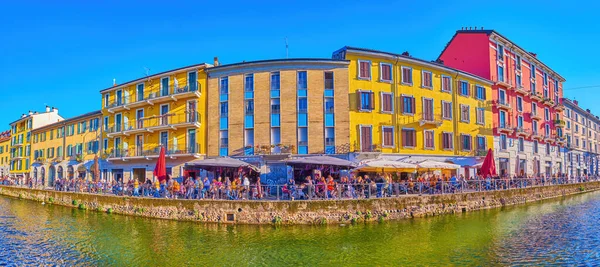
[1,0,598,127]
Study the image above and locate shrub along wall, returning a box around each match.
[1,182,598,225]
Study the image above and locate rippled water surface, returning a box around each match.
[2,192,600,266]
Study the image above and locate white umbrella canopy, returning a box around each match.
[414,159,460,170]
[354,158,417,172]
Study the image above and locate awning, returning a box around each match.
[354,158,417,172]
[449,157,483,167]
[413,160,460,170]
[185,157,259,172]
[285,156,355,167]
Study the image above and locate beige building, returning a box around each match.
[563,98,600,176]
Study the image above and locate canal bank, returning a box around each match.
[1,182,599,225]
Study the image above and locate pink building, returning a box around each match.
[439,29,566,176]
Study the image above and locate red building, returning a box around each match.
[438,29,566,176]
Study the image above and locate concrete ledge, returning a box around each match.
[1,182,598,225]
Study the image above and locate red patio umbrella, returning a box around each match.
[153,146,167,182]
[479,148,497,177]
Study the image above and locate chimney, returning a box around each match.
[213,57,219,66]
[28,111,33,115]
[45,105,51,112]
[529,52,537,58]
[574,100,579,106]
[21,114,26,118]
[401,51,410,57]
[113,78,117,87]
[587,109,591,113]
[52,107,58,113]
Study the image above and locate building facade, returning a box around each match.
[100,63,209,183]
[205,59,350,184]
[30,111,102,186]
[332,47,493,173]
[0,130,10,177]
[562,99,600,176]
[9,107,63,180]
[439,29,566,176]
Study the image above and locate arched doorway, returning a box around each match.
[77,165,87,180]
[67,165,74,179]
[57,166,64,180]
[41,167,46,187]
[33,168,38,183]
[48,165,56,187]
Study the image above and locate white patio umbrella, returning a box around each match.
[415,160,460,170]
[354,158,417,172]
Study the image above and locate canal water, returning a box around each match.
[1,192,600,266]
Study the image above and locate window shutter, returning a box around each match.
[411,97,416,113]
[369,92,375,110]
[412,131,416,147]
[357,91,362,110]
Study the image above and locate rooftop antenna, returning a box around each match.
[285,37,289,58]
[143,67,150,77]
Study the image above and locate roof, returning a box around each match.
[206,58,349,72]
[9,108,60,126]
[32,110,102,133]
[562,98,600,123]
[99,63,210,93]
[437,29,565,82]
[335,46,494,85]
[0,130,10,142]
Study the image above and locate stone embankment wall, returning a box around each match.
[1,182,598,225]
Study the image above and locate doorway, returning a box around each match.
[133,168,146,182]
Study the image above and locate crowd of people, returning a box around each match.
[0,172,598,201]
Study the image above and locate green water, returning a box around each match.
[2,191,600,266]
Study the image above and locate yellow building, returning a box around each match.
[9,106,63,180]
[100,63,209,182]
[0,130,10,177]
[333,47,493,165]
[30,110,102,186]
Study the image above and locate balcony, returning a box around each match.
[531,132,544,141]
[514,127,530,137]
[107,111,201,137]
[12,142,23,147]
[544,134,555,143]
[107,143,201,161]
[495,80,512,88]
[542,98,555,107]
[530,91,543,101]
[106,83,201,113]
[496,123,514,134]
[515,86,530,96]
[554,119,566,127]
[419,113,443,127]
[554,103,565,111]
[530,112,542,121]
[493,99,511,110]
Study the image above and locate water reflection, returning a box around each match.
[1,192,600,266]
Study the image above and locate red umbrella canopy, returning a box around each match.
[479,148,497,177]
[153,146,167,182]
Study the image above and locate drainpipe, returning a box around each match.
[452,71,460,156]
[393,56,400,154]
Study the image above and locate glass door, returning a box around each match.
[161,77,169,96]
[188,71,197,92]
[160,105,169,125]
[137,83,144,101]
[188,129,196,153]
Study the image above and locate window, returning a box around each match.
[497,65,504,82]
[441,75,452,92]
[517,96,523,112]
[531,81,536,94]
[220,77,229,94]
[531,65,536,78]
[518,137,524,152]
[297,71,307,90]
[298,98,308,113]
[401,95,415,114]
[272,99,282,114]
[545,108,550,120]
[516,74,522,87]
[324,72,334,90]
[543,72,548,85]
[476,108,485,125]
[401,67,412,85]
[533,141,539,153]
[442,101,452,120]
[401,129,416,147]
[358,60,371,79]
[516,55,522,70]
[382,127,394,147]
[476,136,486,151]
[545,124,550,136]
[517,116,524,128]
[424,130,434,149]
[442,132,453,150]
[104,94,109,107]
[245,74,254,92]
[497,44,504,60]
[245,100,254,115]
[475,85,486,100]
[381,92,393,113]
[546,143,550,155]
[461,134,472,151]
[380,63,392,82]
[500,134,507,150]
[358,91,374,111]
[271,72,281,90]
[459,81,469,96]
[421,71,432,88]
[323,98,333,114]
[460,104,470,123]
[220,102,228,117]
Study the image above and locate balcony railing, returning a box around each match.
[106,82,201,111]
[107,111,200,135]
[108,143,201,159]
[514,127,530,137]
[496,122,513,133]
[419,113,443,126]
[530,112,541,120]
[495,99,511,109]
[554,119,566,127]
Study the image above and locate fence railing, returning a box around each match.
[107,143,201,158]
[107,112,200,134]
[106,82,201,109]
[2,176,598,201]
